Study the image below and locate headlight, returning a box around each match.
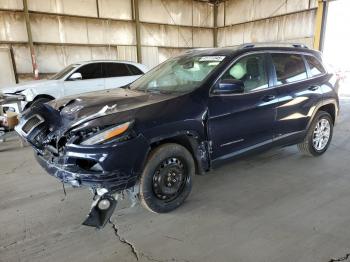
[81,122,131,145]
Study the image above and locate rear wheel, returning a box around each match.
[139,143,194,213]
[298,111,333,156]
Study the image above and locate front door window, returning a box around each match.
[221,54,268,92]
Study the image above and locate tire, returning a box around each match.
[298,110,333,157]
[139,143,195,213]
[29,97,52,110]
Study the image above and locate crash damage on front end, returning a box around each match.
[15,90,152,229]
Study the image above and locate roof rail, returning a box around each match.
[239,42,309,49]
[184,48,212,53]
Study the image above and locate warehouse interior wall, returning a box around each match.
[0,0,214,84]
[217,0,318,48]
[0,0,321,85]
[0,48,16,86]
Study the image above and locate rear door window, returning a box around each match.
[271,53,307,85]
[103,63,131,77]
[305,55,326,77]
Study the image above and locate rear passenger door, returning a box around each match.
[103,63,143,89]
[270,52,323,140]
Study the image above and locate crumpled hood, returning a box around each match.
[48,88,175,126]
[1,80,59,94]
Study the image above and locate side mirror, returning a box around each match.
[213,79,245,95]
[68,72,82,81]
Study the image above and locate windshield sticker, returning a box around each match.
[199,56,225,62]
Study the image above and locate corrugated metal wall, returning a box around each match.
[138,0,214,67]
[0,0,214,82]
[0,0,320,84]
[217,0,318,48]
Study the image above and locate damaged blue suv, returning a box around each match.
[16,43,339,228]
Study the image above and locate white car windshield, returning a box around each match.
[130,55,225,93]
[50,64,80,80]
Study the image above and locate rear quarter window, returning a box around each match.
[305,55,326,77]
[127,64,143,75]
[271,53,307,85]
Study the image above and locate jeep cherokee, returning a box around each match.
[16,43,339,228]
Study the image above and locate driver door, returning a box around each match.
[64,63,105,97]
[208,53,279,162]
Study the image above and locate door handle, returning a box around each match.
[308,85,319,91]
[262,95,276,102]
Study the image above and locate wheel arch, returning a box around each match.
[148,132,210,175]
[318,103,336,124]
[33,94,55,101]
[24,94,55,110]
[307,99,338,130]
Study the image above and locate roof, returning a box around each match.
[183,43,321,58]
[77,60,144,66]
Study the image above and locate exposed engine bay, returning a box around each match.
[14,89,159,228]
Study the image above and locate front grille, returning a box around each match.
[22,114,44,135]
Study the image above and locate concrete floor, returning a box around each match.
[1,99,350,262]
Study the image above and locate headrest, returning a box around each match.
[229,63,246,79]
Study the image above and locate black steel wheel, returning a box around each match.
[152,157,189,202]
[139,143,194,213]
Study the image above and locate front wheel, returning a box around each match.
[298,111,333,156]
[139,143,195,213]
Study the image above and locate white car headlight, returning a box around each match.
[81,122,131,145]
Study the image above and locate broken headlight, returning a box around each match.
[81,122,131,145]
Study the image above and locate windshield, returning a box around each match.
[130,55,225,93]
[50,64,80,80]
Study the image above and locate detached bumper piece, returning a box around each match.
[83,194,117,229]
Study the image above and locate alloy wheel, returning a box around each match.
[312,118,331,151]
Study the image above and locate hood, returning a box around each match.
[1,80,59,94]
[48,88,176,127]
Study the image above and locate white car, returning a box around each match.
[1,60,148,112]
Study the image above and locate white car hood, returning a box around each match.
[1,80,59,94]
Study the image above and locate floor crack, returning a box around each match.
[2,159,29,176]
[329,253,350,262]
[110,220,140,261]
[141,251,191,262]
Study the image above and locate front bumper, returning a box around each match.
[35,134,150,192]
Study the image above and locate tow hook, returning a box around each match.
[82,188,118,229]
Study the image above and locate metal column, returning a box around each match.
[133,0,142,63]
[314,0,329,51]
[23,0,39,79]
[213,3,218,47]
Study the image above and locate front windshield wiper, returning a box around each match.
[120,84,130,89]
[145,89,174,95]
